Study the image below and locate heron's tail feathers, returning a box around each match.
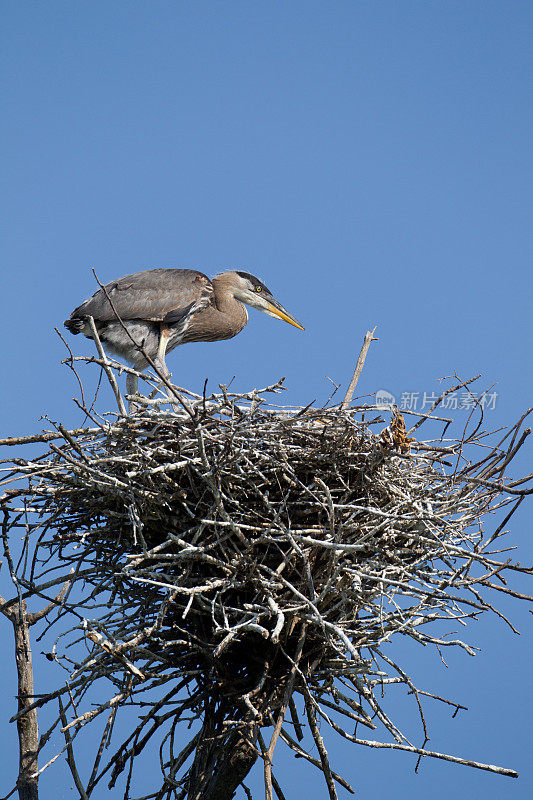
[64,317,85,335]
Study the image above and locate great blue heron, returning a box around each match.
[64,268,304,409]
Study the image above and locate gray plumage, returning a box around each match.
[64,267,304,410]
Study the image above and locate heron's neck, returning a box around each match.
[211,274,249,332]
[212,275,243,313]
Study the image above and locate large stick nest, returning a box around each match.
[2,374,532,798]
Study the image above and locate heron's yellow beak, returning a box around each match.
[265,301,305,331]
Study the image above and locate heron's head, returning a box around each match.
[217,270,305,331]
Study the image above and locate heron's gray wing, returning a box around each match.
[70,269,213,323]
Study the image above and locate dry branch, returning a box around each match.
[341,327,378,410]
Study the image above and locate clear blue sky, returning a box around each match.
[1,2,532,798]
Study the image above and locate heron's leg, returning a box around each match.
[154,327,172,380]
[154,327,181,412]
[126,372,139,414]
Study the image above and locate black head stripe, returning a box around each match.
[235,271,271,294]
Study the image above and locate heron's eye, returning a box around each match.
[255,286,262,293]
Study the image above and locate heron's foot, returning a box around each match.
[146,385,180,413]
[153,357,172,382]
[151,359,180,412]
[165,389,182,414]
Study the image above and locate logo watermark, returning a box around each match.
[376,389,396,410]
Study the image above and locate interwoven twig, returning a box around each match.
[1,358,532,799]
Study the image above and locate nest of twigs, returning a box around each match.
[54,392,421,699]
[2,369,532,799]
